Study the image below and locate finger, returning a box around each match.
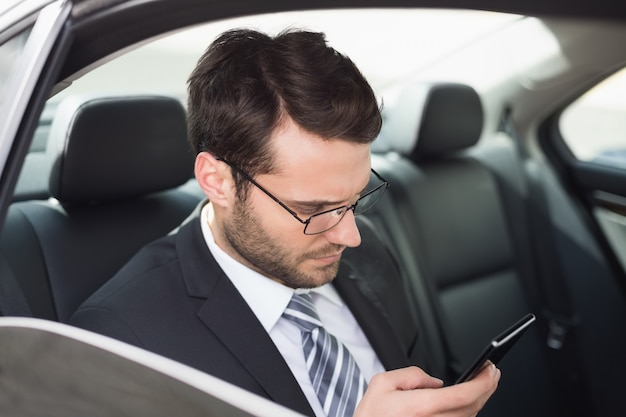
[474,361,501,388]
[436,363,500,413]
[370,366,444,392]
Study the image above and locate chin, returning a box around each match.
[308,264,340,288]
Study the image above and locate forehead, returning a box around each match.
[269,119,372,193]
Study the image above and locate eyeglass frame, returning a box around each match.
[216,157,389,235]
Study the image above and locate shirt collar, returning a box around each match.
[308,284,344,308]
[200,203,344,331]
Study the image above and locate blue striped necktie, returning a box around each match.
[282,292,367,417]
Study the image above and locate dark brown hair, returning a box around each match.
[187,28,382,191]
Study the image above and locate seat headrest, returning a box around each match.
[46,95,194,204]
[376,83,483,162]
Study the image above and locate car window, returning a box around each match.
[0,26,32,109]
[560,67,626,168]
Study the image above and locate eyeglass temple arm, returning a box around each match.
[215,156,309,225]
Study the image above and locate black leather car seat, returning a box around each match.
[0,94,203,322]
[368,82,562,416]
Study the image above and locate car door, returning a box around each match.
[0,0,70,218]
[543,67,626,286]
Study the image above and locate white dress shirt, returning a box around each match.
[200,204,385,417]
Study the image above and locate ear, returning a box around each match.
[194,152,235,208]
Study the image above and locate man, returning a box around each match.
[70,29,499,417]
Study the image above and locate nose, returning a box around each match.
[323,209,361,248]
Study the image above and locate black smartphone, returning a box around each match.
[455,313,536,384]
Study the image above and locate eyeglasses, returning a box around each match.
[217,157,389,235]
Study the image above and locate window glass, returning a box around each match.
[560,67,626,168]
[0,27,32,107]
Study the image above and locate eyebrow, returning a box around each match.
[286,182,371,209]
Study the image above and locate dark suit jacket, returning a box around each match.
[70,212,421,417]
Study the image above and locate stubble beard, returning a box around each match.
[222,199,343,289]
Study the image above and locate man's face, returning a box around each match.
[221,118,372,289]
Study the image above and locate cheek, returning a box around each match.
[247,192,306,239]
[246,190,338,256]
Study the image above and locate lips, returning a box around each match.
[310,251,343,265]
[304,244,346,264]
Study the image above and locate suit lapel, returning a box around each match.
[333,216,420,370]
[333,269,412,371]
[197,281,315,416]
[175,217,315,417]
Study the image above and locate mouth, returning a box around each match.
[304,244,346,265]
[310,251,343,265]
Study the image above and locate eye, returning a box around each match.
[330,207,347,217]
[296,204,325,216]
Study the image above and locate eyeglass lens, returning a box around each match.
[304,183,387,235]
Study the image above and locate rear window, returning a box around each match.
[560,67,626,168]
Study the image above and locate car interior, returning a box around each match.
[2,1,626,416]
[1,94,202,321]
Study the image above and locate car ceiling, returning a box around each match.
[70,0,626,21]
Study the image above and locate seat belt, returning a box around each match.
[500,107,592,416]
[524,159,579,348]
[0,254,33,317]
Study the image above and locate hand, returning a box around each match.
[354,362,500,417]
